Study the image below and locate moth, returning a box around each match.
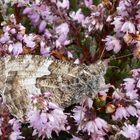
[0,55,106,121]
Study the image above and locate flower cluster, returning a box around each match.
[21,0,71,48]
[103,0,140,58]
[9,118,24,140]
[0,15,39,56]
[26,93,67,139]
[72,97,109,140]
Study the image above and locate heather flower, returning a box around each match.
[27,94,67,139]
[55,22,70,46]
[55,23,69,37]
[112,89,123,100]
[23,4,56,31]
[9,131,24,140]
[74,59,80,64]
[136,117,140,129]
[27,106,67,138]
[112,106,129,120]
[40,41,50,56]
[67,51,73,59]
[125,90,138,100]
[8,42,23,56]
[23,7,32,14]
[23,34,36,49]
[121,21,136,34]
[0,32,10,43]
[131,68,140,78]
[137,79,140,88]
[103,36,121,53]
[134,101,140,109]
[83,4,105,31]
[123,78,136,92]
[83,117,108,135]
[57,0,70,9]
[120,124,140,140]
[84,0,93,8]
[126,105,137,117]
[72,106,85,125]
[111,17,124,34]
[9,118,24,140]
[44,29,52,39]
[70,9,85,24]
[39,20,47,33]
[94,117,108,132]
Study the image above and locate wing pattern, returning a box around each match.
[0,55,106,121]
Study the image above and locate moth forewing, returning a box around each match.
[0,55,107,121]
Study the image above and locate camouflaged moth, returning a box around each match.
[0,55,106,121]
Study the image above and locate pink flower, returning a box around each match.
[123,78,135,92]
[131,68,140,78]
[126,105,137,117]
[9,119,21,131]
[55,22,70,46]
[84,0,93,8]
[39,20,47,32]
[23,34,35,49]
[136,117,140,129]
[70,9,85,23]
[74,59,80,64]
[9,131,24,140]
[94,117,108,132]
[40,41,50,56]
[9,118,24,140]
[125,90,138,100]
[83,117,108,135]
[9,42,23,56]
[103,36,121,53]
[57,0,69,9]
[67,51,73,58]
[112,106,129,120]
[27,99,67,138]
[23,7,32,14]
[112,89,123,100]
[0,32,10,43]
[83,4,105,31]
[56,23,69,36]
[72,106,85,125]
[121,21,136,34]
[137,79,140,88]
[120,124,140,140]
[111,17,124,33]
[44,29,52,39]
[134,101,140,109]
[83,121,97,135]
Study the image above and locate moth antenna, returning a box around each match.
[103,53,133,69]
[108,53,133,61]
[99,47,106,60]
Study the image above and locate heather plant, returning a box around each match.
[0,0,140,140]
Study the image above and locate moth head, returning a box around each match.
[79,60,107,99]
